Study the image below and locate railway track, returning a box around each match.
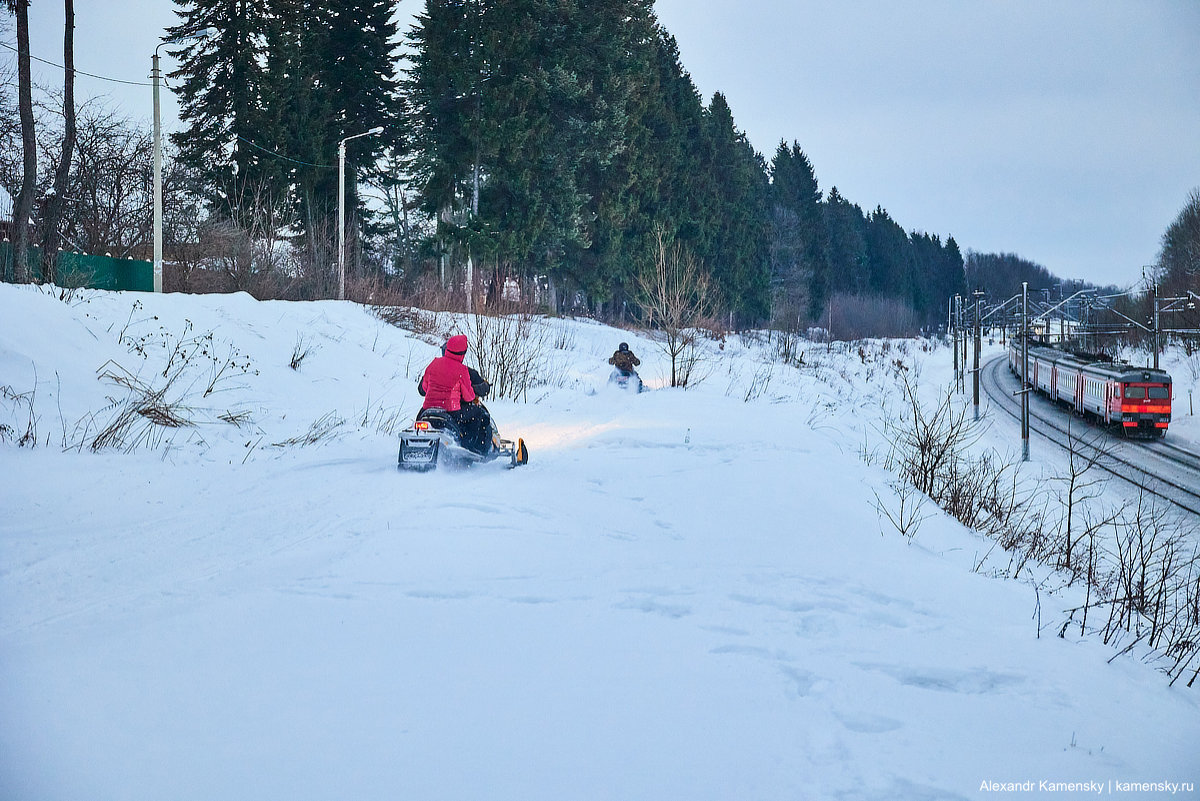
[979,355,1200,516]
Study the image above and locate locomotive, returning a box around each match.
[1009,342,1172,436]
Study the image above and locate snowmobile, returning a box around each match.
[397,404,528,471]
[607,367,644,393]
[399,367,528,471]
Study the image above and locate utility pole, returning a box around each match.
[1021,282,1030,462]
[152,29,211,294]
[152,50,162,292]
[951,295,959,390]
[961,298,968,392]
[973,290,983,421]
[1152,280,1160,370]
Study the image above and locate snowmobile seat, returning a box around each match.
[415,407,463,439]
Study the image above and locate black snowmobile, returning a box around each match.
[397,369,528,471]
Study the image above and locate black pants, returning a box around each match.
[450,404,491,455]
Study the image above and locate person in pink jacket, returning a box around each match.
[418,334,490,453]
[420,334,476,411]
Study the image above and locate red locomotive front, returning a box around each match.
[1119,381,1172,435]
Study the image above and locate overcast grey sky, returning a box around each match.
[8,0,1199,288]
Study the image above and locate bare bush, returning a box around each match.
[290,336,313,371]
[829,293,920,340]
[463,311,553,401]
[80,360,196,453]
[271,411,345,447]
[878,373,1200,684]
[373,304,451,344]
[0,383,39,447]
[72,318,255,453]
[873,479,931,540]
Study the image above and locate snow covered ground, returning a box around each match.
[1,284,1197,801]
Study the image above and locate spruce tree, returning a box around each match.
[402,0,489,260]
[865,206,915,301]
[769,141,827,323]
[169,0,276,202]
[699,92,769,322]
[822,186,870,303]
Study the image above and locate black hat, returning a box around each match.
[619,342,629,352]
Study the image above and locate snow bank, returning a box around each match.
[1,284,1197,800]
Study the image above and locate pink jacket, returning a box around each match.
[420,335,476,412]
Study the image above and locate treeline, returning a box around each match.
[964,252,1100,304]
[4,0,968,330]
[168,0,968,326]
[405,0,966,327]
[1155,188,1200,298]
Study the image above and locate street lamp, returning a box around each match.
[337,127,384,301]
[152,28,212,293]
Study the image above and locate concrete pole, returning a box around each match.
[152,51,163,293]
[1153,282,1160,370]
[973,295,981,421]
[1022,282,1030,462]
[337,139,346,301]
[951,296,959,389]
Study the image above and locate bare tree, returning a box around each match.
[1053,420,1111,575]
[5,0,35,283]
[38,0,76,285]
[59,102,153,258]
[636,225,713,387]
[200,178,290,294]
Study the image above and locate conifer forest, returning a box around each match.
[4,1,1195,332]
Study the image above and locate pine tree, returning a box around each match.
[622,29,711,297]
[563,0,659,308]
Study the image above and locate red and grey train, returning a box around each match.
[1009,343,1173,436]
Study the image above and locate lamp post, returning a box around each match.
[152,29,211,293]
[337,127,384,301]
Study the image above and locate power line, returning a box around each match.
[0,40,153,87]
[4,40,346,171]
[235,134,337,169]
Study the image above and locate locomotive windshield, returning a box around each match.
[1148,387,1170,399]
[1124,386,1146,399]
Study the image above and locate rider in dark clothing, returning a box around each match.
[608,342,640,374]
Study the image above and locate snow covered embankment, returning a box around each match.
[1,284,1197,801]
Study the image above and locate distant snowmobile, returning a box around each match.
[607,342,643,392]
[607,367,644,393]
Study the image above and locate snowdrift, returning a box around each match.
[1,284,1197,800]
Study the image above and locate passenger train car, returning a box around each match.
[1009,343,1172,436]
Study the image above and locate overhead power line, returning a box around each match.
[3,40,346,170]
[235,135,337,169]
[0,39,153,86]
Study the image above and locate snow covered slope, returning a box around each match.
[1,284,1197,800]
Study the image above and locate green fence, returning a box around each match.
[1,242,153,292]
